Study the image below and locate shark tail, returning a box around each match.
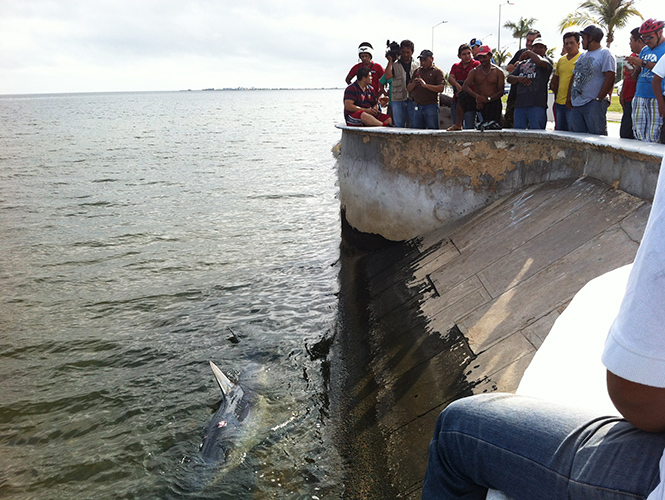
[209,361,235,397]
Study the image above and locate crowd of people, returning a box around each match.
[342,19,665,144]
[343,17,665,500]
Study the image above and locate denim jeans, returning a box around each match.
[413,103,440,129]
[450,100,476,129]
[569,100,608,135]
[421,394,665,500]
[392,99,416,128]
[620,100,635,139]
[554,103,572,131]
[513,106,547,130]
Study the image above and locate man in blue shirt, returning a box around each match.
[627,19,665,142]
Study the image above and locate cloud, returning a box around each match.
[0,0,658,94]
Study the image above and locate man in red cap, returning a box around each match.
[459,45,505,126]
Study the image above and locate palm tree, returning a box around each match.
[493,48,512,67]
[559,0,642,48]
[504,17,537,50]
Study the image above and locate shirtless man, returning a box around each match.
[460,46,505,125]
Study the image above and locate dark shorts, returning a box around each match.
[345,110,391,127]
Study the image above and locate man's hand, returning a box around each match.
[626,55,642,69]
[518,76,532,86]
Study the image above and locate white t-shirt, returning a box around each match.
[654,56,665,87]
[602,156,665,500]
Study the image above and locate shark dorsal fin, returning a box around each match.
[209,361,235,396]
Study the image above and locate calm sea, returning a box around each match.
[0,89,345,499]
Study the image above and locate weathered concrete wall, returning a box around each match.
[337,126,665,241]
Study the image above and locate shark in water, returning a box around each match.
[200,361,260,463]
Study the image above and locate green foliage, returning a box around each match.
[493,48,512,66]
[503,16,537,49]
[559,0,643,47]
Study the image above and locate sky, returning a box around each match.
[0,0,662,95]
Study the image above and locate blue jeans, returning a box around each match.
[554,103,572,131]
[422,394,665,500]
[569,100,608,135]
[513,106,547,130]
[392,99,416,128]
[413,103,440,129]
[620,100,635,139]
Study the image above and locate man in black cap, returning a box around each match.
[407,49,445,129]
[567,25,616,135]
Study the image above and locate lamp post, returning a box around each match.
[431,20,448,52]
[498,1,514,52]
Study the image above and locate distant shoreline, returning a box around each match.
[0,88,343,98]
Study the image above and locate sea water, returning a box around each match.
[0,89,345,499]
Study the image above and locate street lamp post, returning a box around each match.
[431,20,448,52]
[498,1,514,52]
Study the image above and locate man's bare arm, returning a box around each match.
[385,57,395,80]
[607,371,665,432]
[599,71,616,100]
[653,75,665,117]
[449,72,462,93]
[521,50,550,68]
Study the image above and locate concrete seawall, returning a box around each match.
[330,129,665,498]
[337,126,664,241]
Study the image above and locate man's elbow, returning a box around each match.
[607,370,665,432]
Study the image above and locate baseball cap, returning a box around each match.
[477,45,492,56]
[418,49,434,59]
[470,38,482,47]
[579,25,604,40]
[531,37,547,47]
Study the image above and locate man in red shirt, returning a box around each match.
[620,27,646,139]
[345,42,385,97]
[447,44,481,131]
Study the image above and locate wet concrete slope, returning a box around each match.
[330,177,650,499]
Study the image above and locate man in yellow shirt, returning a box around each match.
[550,32,581,131]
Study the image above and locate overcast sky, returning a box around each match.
[0,0,661,95]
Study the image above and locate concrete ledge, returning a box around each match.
[336,125,665,241]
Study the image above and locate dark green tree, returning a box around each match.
[504,16,537,49]
[559,0,642,47]
[493,48,512,66]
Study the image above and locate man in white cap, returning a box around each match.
[345,42,385,97]
[506,37,553,129]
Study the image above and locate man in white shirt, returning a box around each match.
[652,54,665,143]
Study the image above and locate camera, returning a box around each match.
[385,40,400,61]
